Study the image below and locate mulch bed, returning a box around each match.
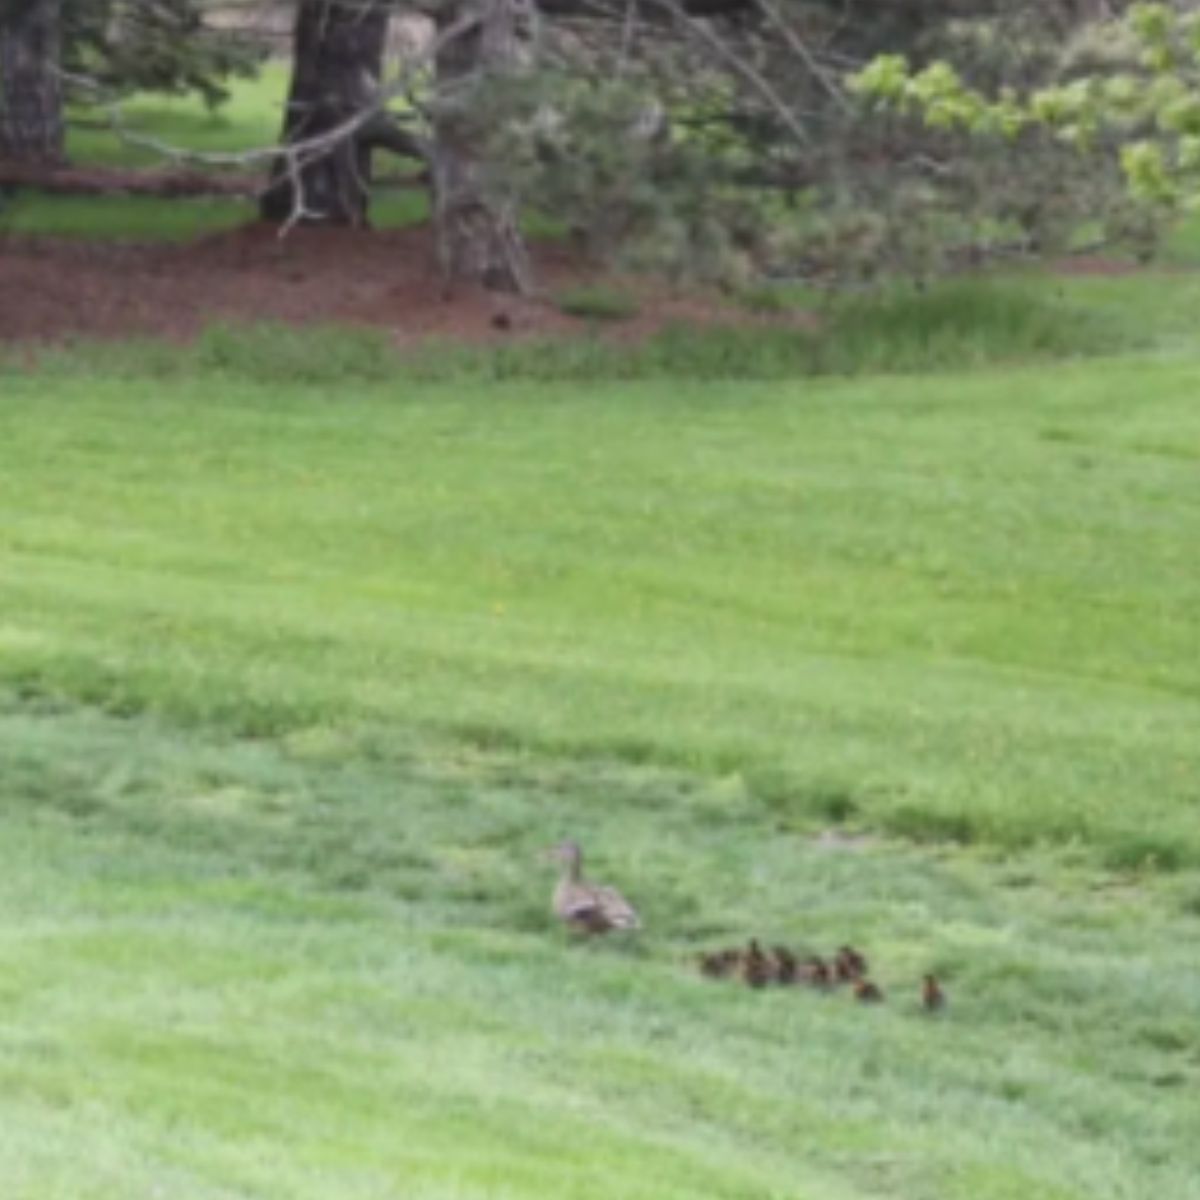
[0,222,809,347]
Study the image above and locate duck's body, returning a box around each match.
[772,945,799,985]
[698,948,741,979]
[548,841,640,934]
[800,955,832,989]
[853,978,884,1003]
[741,939,773,989]
[835,945,868,982]
[922,974,945,1012]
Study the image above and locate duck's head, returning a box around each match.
[544,839,583,869]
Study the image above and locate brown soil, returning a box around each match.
[0,222,810,347]
[1049,253,1144,277]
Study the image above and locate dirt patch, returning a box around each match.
[0,222,813,348]
[1050,253,1144,277]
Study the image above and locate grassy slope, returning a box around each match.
[3,336,1200,1198]
[2,355,1198,865]
[3,694,1198,1200]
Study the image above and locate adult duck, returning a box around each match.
[546,840,641,935]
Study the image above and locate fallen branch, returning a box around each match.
[0,161,262,198]
[0,158,432,200]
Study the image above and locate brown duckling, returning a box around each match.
[799,955,833,989]
[922,974,946,1013]
[546,840,640,935]
[772,945,799,985]
[741,939,773,989]
[835,945,868,982]
[698,947,741,979]
[853,978,884,1004]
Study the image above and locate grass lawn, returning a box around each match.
[2,338,1199,1196]
[3,350,1199,865]
[2,691,1198,1200]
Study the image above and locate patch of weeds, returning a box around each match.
[1103,834,1185,874]
[194,322,398,385]
[746,768,859,826]
[555,285,640,322]
[1150,1071,1188,1089]
[886,803,978,848]
[17,336,187,380]
[734,284,797,315]
[813,279,1134,375]
[646,323,819,378]
[999,870,1037,889]
[589,735,663,767]
[450,721,528,754]
[12,275,1134,387]
[1137,1024,1192,1054]
[1039,427,1084,444]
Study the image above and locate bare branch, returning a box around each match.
[53,8,483,217]
[751,0,848,113]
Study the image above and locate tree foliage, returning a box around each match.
[63,0,264,107]
[850,1,1200,263]
[440,0,1150,284]
[14,0,1200,293]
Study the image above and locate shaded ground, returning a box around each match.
[0,222,803,346]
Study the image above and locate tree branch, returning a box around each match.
[0,161,259,197]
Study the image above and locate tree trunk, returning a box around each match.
[0,0,64,163]
[431,0,531,294]
[260,0,391,226]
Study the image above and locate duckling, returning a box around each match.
[799,955,833,989]
[741,939,773,989]
[922,974,946,1013]
[772,945,799,985]
[546,840,640,935]
[698,948,741,979]
[853,978,884,1004]
[835,945,868,981]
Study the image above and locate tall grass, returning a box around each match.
[9,279,1137,383]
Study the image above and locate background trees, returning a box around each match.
[1,0,64,161]
[0,0,1189,291]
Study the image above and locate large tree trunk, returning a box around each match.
[431,0,531,294]
[260,0,393,226]
[0,0,64,163]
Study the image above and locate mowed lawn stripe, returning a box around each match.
[2,356,1198,864]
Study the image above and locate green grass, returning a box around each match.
[2,345,1198,867]
[1,69,291,241]
[1,66,430,240]
[2,691,1198,1200]
[65,69,290,168]
[3,309,1200,1195]
[554,285,641,321]
[0,192,258,240]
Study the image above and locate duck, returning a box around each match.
[546,840,641,934]
[698,947,741,979]
[772,945,799,985]
[853,978,884,1004]
[922,974,946,1013]
[799,955,833,989]
[741,939,773,989]
[835,945,868,982]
